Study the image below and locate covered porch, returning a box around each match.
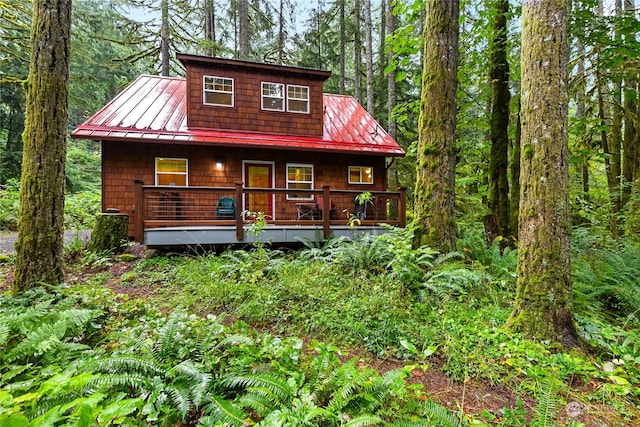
[132,181,406,247]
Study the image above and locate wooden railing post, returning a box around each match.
[133,179,144,243]
[398,187,407,228]
[235,182,244,241]
[322,185,331,239]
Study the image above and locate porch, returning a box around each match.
[132,181,406,247]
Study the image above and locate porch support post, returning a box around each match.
[133,179,144,243]
[322,185,331,239]
[398,187,407,228]
[235,182,244,241]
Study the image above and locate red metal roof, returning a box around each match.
[71,75,405,156]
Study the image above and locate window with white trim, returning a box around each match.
[287,85,309,113]
[261,82,284,111]
[286,163,314,200]
[156,158,188,186]
[348,166,373,184]
[203,76,234,106]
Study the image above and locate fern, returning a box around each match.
[221,373,294,406]
[202,394,248,427]
[531,378,560,427]
[420,400,467,427]
[343,414,384,426]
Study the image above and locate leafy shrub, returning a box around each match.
[65,190,101,230]
[0,178,20,230]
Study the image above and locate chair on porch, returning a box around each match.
[216,196,236,219]
[316,196,337,220]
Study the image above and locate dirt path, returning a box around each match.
[0,230,91,255]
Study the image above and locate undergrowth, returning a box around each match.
[1,227,639,425]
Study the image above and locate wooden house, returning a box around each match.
[72,54,406,247]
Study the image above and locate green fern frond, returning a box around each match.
[420,400,466,427]
[84,356,165,377]
[221,373,294,406]
[89,373,152,391]
[155,314,183,362]
[203,394,248,427]
[171,360,212,407]
[166,383,193,419]
[238,391,279,416]
[343,414,384,427]
[532,378,560,427]
[0,321,10,348]
[387,420,430,427]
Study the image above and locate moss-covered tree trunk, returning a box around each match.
[506,0,579,348]
[12,0,71,294]
[412,0,459,252]
[487,0,511,243]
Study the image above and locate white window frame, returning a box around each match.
[348,166,374,185]
[261,82,285,111]
[286,163,314,200]
[203,75,234,107]
[286,84,309,114]
[155,157,188,186]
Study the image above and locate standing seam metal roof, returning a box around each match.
[71,75,405,156]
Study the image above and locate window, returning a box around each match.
[287,85,309,113]
[262,82,284,111]
[286,163,314,200]
[156,158,188,186]
[348,166,373,184]
[203,76,233,106]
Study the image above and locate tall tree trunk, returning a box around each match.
[160,0,170,76]
[13,0,71,293]
[412,0,459,253]
[507,0,579,348]
[509,99,521,236]
[354,0,362,104]
[239,0,249,59]
[621,0,638,207]
[386,0,398,197]
[386,0,397,140]
[204,0,217,56]
[487,0,511,243]
[364,0,374,114]
[575,38,591,203]
[339,0,346,94]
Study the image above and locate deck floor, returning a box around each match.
[144,224,390,248]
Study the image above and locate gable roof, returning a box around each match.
[71,75,405,157]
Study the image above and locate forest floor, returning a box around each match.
[0,242,633,426]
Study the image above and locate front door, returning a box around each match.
[244,162,274,218]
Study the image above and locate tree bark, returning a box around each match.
[13,0,71,293]
[160,0,170,76]
[88,213,129,253]
[239,0,249,59]
[507,0,579,348]
[412,0,459,253]
[354,0,362,104]
[621,0,638,208]
[204,0,217,56]
[487,0,511,242]
[339,0,346,94]
[509,99,521,237]
[364,0,374,114]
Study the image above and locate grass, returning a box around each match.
[2,226,639,425]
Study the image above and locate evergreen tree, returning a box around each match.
[507,0,580,348]
[13,0,71,292]
[412,0,460,252]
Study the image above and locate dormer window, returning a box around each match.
[287,85,309,113]
[204,76,234,107]
[262,82,284,111]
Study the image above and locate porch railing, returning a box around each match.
[133,180,406,242]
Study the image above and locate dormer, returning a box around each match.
[177,54,332,138]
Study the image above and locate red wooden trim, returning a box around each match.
[235,182,244,241]
[133,179,144,243]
